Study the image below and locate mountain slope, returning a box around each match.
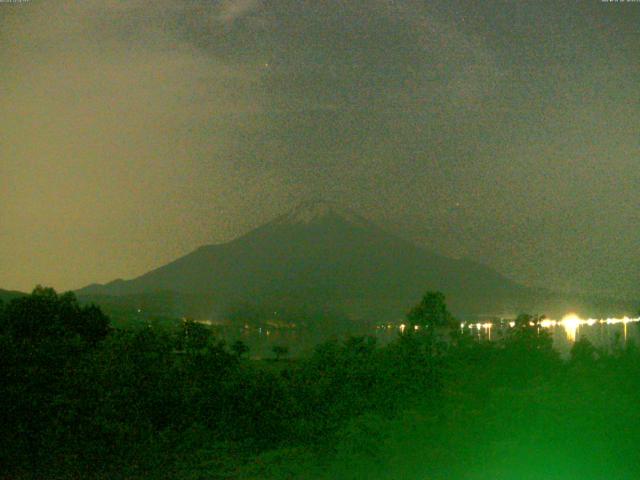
[77,201,536,322]
[0,288,26,304]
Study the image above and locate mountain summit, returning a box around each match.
[77,201,532,322]
[268,200,371,228]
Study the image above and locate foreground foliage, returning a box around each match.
[2,288,640,479]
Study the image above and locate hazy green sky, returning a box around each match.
[1,0,638,296]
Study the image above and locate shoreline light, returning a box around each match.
[559,313,581,342]
[459,315,640,343]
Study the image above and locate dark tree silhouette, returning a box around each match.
[179,319,212,350]
[2,285,109,343]
[231,339,249,358]
[570,337,599,365]
[406,291,454,329]
[272,345,289,361]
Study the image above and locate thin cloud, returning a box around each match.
[216,0,262,24]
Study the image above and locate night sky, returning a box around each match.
[1,0,638,297]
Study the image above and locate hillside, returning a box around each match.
[0,289,26,304]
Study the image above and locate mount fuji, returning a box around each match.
[77,200,538,324]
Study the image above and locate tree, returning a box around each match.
[179,319,212,350]
[3,286,109,344]
[272,345,289,361]
[514,313,533,328]
[0,287,111,474]
[406,291,454,329]
[231,339,249,358]
[570,337,598,365]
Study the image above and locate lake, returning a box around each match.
[219,314,640,359]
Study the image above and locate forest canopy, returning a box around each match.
[2,287,640,479]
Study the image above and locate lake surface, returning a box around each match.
[463,315,640,356]
[218,314,640,359]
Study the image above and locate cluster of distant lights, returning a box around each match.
[383,314,640,342]
[463,314,640,342]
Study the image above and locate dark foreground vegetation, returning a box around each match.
[2,287,640,479]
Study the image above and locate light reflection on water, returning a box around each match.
[464,315,640,353]
[217,315,640,358]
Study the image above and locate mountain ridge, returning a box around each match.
[76,201,536,322]
[80,200,640,323]
[0,288,27,303]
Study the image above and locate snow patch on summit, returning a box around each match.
[272,200,371,227]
